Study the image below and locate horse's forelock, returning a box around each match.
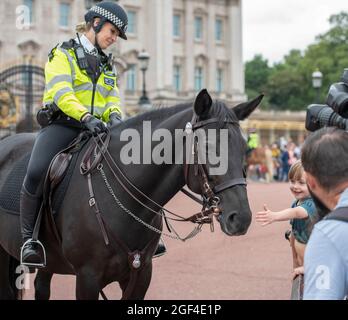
[211,100,239,129]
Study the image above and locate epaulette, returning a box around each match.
[60,39,76,50]
[48,43,59,62]
[100,52,113,71]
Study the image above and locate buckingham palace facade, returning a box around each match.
[0,0,245,118]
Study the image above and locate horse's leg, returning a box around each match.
[0,246,16,299]
[119,264,152,300]
[75,269,101,300]
[34,270,53,300]
[8,256,25,300]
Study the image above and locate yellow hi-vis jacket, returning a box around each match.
[247,133,259,149]
[42,44,121,122]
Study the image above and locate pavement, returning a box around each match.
[23,181,295,300]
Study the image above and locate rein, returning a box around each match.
[80,113,247,239]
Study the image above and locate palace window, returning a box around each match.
[59,2,71,27]
[215,18,223,42]
[194,16,203,40]
[127,10,137,34]
[194,67,204,91]
[173,14,181,38]
[173,65,182,91]
[126,64,137,92]
[23,0,34,24]
[216,68,223,93]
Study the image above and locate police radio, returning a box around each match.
[75,33,89,70]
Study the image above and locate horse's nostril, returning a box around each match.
[227,212,237,224]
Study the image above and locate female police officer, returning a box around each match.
[20,1,126,265]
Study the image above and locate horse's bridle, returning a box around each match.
[183,114,247,227]
[81,112,247,236]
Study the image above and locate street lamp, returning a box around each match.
[137,50,151,108]
[312,70,323,103]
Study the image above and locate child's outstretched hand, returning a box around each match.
[255,204,276,226]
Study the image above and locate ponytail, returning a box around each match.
[76,21,93,33]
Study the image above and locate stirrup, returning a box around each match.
[20,239,47,268]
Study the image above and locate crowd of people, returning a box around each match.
[246,130,303,183]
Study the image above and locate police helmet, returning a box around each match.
[85,1,128,40]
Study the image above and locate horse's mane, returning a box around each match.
[123,103,190,129]
[122,100,238,130]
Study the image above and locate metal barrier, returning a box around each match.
[0,64,45,134]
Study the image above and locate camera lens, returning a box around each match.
[306,104,348,131]
[326,82,348,118]
[342,68,348,86]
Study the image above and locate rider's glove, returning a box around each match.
[82,114,107,135]
[107,112,122,128]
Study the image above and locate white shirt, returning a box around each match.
[74,34,98,56]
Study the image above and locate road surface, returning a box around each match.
[23,181,295,300]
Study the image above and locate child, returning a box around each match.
[256,160,318,278]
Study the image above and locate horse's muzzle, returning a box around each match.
[219,210,251,236]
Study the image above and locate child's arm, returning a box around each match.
[255,204,308,226]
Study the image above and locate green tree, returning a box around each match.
[244,54,272,109]
[244,11,348,111]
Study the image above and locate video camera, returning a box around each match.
[306,68,348,131]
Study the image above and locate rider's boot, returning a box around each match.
[20,186,43,266]
[153,238,166,258]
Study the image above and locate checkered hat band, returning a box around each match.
[91,6,126,31]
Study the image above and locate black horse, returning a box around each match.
[0,89,262,300]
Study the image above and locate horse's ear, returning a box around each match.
[194,89,212,117]
[233,94,264,121]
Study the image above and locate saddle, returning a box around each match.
[43,132,91,214]
[0,132,90,217]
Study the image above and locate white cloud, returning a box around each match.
[242,0,347,64]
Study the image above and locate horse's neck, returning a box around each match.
[108,108,193,207]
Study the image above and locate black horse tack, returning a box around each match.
[0,89,262,300]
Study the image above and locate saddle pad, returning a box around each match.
[0,150,80,216]
[0,153,30,214]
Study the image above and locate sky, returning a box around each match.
[242,0,347,65]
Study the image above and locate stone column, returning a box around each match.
[184,0,194,93]
[207,1,216,91]
[227,0,245,102]
[146,0,173,98]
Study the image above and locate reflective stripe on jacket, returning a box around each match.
[43,45,121,122]
[247,133,259,149]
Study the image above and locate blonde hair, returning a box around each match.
[288,159,304,181]
[75,21,93,33]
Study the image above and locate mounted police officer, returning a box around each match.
[246,128,259,157]
[20,1,166,267]
[20,1,126,266]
